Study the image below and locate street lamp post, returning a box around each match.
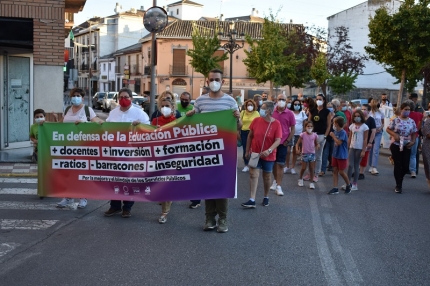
[219,21,244,94]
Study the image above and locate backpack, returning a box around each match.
[64,105,91,122]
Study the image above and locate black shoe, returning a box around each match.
[358,174,365,180]
[395,186,402,194]
[327,166,333,172]
[327,188,339,195]
[344,184,352,194]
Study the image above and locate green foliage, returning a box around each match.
[328,73,357,95]
[365,0,430,104]
[243,12,303,93]
[187,22,228,80]
[310,53,330,93]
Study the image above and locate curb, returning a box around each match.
[0,173,38,178]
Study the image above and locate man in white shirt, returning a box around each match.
[104,88,150,218]
[380,93,392,107]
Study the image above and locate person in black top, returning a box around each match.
[307,94,332,181]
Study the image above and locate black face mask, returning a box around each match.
[180,101,189,108]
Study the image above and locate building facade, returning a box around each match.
[0,0,86,150]
[326,0,421,100]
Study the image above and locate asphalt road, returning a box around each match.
[1,150,430,285]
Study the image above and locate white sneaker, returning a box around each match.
[310,183,315,189]
[270,180,277,190]
[77,198,87,209]
[298,179,304,187]
[242,166,249,172]
[411,171,416,178]
[57,198,74,208]
[351,184,358,191]
[371,168,379,175]
[275,186,284,196]
[368,167,373,173]
[290,168,297,175]
[283,167,290,174]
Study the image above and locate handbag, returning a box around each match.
[248,120,272,168]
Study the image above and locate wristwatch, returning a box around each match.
[268,148,272,154]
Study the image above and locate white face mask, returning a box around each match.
[161,107,172,117]
[316,100,323,106]
[258,100,263,106]
[287,103,291,109]
[277,100,286,108]
[209,81,221,92]
[306,128,313,133]
[247,105,254,112]
[35,117,44,123]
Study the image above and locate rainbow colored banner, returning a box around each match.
[37,110,237,202]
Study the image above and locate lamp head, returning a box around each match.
[229,20,235,31]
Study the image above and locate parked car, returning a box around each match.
[109,92,139,111]
[92,92,106,110]
[102,91,117,112]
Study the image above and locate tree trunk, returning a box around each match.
[289,86,292,97]
[269,81,273,99]
[397,69,406,107]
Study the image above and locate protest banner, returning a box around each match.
[37,110,237,202]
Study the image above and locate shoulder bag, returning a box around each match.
[248,120,272,168]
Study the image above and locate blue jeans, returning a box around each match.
[321,138,334,173]
[241,130,250,165]
[409,137,419,173]
[369,132,383,168]
[110,200,134,211]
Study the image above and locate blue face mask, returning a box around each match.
[259,109,267,117]
[71,96,82,106]
[294,105,301,111]
[328,108,334,113]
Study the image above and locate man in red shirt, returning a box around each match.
[407,100,423,177]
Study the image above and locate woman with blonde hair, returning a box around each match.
[239,99,260,172]
[150,91,181,121]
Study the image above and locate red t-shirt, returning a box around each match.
[342,110,351,133]
[151,114,176,126]
[409,111,423,135]
[249,117,282,161]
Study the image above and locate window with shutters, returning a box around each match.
[213,50,225,72]
[171,49,186,75]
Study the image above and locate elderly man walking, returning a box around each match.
[269,94,296,196]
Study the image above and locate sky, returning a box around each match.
[75,0,366,29]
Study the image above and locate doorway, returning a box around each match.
[0,54,33,149]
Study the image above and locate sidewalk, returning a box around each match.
[0,147,37,177]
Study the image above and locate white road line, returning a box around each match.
[330,235,363,285]
[320,195,333,209]
[308,190,342,285]
[0,166,13,170]
[0,243,19,257]
[11,170,30,173]
[0,219,58,230]
[0,178,37,183]
[0,188,37,195]
[0,201,75,210]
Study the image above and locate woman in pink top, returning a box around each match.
[296,121,320,189]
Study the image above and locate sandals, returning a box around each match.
[318,172,325,177]
[158,213,168,224]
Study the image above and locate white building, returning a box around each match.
[166,0,203,20]
[72,5,148,95]
[327,0,422,98]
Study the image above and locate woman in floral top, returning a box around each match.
[386,102,417,194]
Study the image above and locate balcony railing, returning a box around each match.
[81,64,89,71]
[169,65,188,76]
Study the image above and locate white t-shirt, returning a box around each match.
[63,105,97,123]
[349,123,369,149]
[369,110,384,130]
[294,111,307,135]
[107,105,150,124]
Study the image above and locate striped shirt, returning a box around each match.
[194,93,239,114]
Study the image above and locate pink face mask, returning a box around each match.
[303,103,308,108]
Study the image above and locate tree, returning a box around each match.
[243,12,303,97]
[365,0,430,106]
[187,22,228,81]
[328,73,357,95]
[310,53,330,95]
